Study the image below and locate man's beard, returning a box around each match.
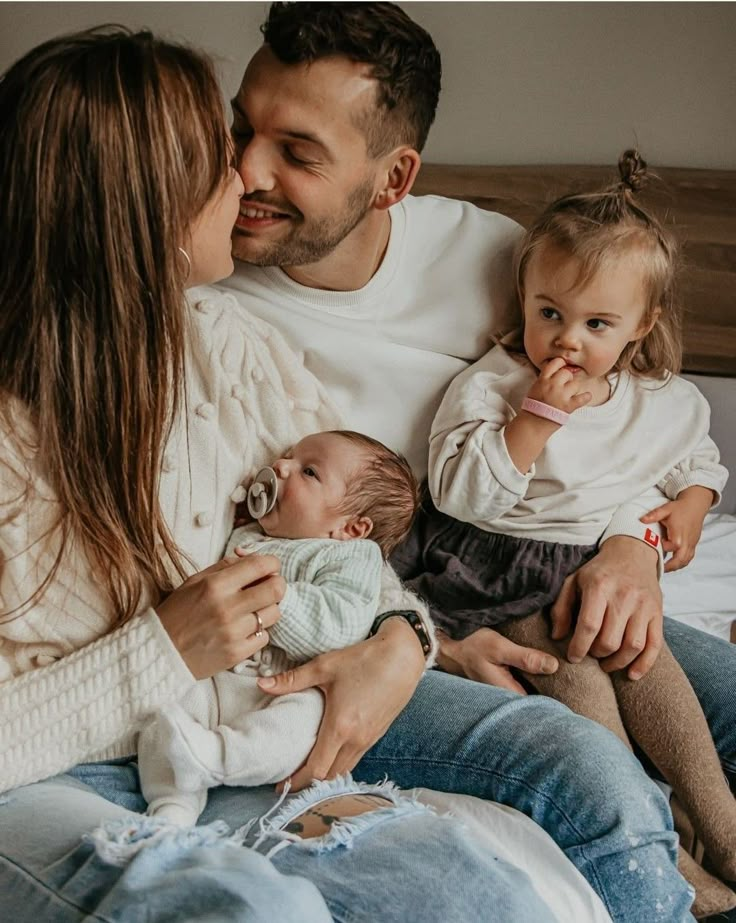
[232,177,376,268]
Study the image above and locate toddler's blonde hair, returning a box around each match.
[516,150,683,378]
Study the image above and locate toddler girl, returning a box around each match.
[393,151,734,916]
[138,430,422,827]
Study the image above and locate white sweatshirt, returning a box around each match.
[219,193,666,549]
[220,194,523,479]
[0,288,431,794]
[429,345,728,546]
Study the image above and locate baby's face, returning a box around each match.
[257,433,368,541]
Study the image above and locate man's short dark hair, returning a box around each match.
[261,2,441,155]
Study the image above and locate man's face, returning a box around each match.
[230,47,382,269]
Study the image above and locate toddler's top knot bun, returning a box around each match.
[618,149,648,195]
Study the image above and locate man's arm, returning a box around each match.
[258,615,426,790]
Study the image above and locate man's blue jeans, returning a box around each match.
[0,766,556,922]
[2,619,728,923]
[355,617,734,923]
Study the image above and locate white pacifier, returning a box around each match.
[246,466,279,519]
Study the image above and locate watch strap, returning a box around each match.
[368,609,433,656]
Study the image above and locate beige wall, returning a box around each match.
[1,1,734,168]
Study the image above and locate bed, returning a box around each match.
[408,163,735,921]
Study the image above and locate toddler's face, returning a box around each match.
[521,244,655,400]
[257,432,369,542]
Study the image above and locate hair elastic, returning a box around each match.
[521,397,570,426]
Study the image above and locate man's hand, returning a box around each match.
[550,535,663,679]
[437,627,558,695]
[257,617,425,791]
[640,486,714,573]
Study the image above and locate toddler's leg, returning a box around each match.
[612,643,736,882]
[678,846,736,919]
[500,611,631,747]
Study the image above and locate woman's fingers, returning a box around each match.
[156,555,286,679]
[209,552,281,590]
[229,574,286,620]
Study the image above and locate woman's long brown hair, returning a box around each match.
[0,28,231,623]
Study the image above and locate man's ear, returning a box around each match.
[634,305,661,340]
[373,147,421,211]
[334,516,374,542]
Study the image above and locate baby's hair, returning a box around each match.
[329,430,419,558]
[516,149,683,378]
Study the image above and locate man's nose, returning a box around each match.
[236,139,276,195]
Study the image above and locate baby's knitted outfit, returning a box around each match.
[138,531,382,826]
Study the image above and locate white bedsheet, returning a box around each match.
[415,789,612,922]
[662,513,736,641]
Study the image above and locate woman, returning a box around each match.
[0,27,555,922]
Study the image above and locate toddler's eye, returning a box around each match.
[540,307,559,320]
[587,318,609,330]
[303,467,317,478]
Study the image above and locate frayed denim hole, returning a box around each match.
[241,774,438,856]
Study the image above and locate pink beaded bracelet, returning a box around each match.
[521,397,570,426]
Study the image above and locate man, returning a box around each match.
[218,3,735,919]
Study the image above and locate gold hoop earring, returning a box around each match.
[178,246,192,280]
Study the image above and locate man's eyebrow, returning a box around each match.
[229,98,331,156]
[281,129,327,149]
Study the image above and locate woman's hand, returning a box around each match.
[156,553,284,680]
[257,616,426,791]
[437,627,558,694]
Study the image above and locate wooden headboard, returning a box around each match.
[413,164,736,377]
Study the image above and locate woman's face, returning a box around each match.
[187,165,245,287]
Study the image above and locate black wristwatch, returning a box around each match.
[368,610,433,656]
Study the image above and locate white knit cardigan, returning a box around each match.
[0,287,433,794]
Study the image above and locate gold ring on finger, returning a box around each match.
[254,611,264,638]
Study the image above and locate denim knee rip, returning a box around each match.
[86,775,437,867]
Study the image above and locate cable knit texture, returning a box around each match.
[0,288,431,794]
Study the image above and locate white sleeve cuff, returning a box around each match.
[599,510,665,579]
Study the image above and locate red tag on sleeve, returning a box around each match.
[644,528,660,548]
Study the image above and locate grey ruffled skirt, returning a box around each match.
[390,490,597,640]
